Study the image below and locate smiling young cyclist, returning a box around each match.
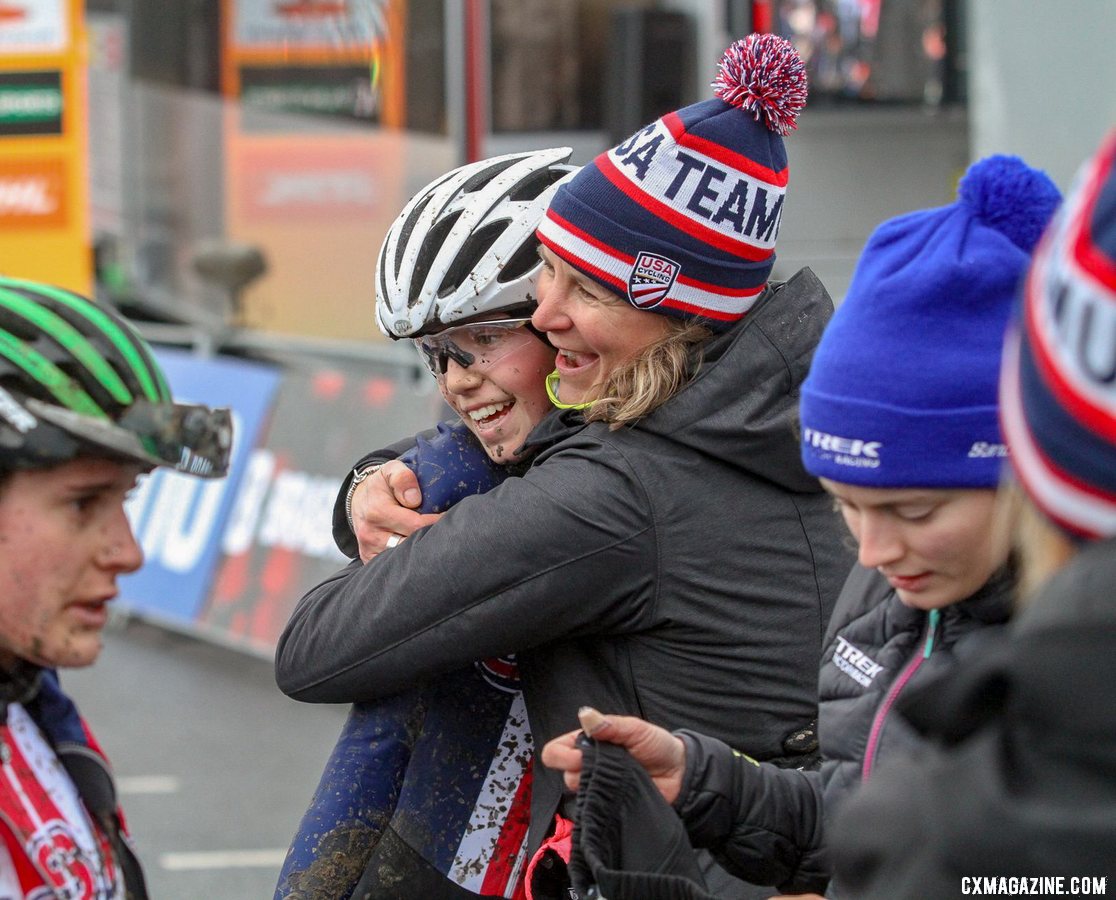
[540,155,1062,899]
[278,34,853,900]
[276,148,574,900]
[412,314,554,464]
[0,276,231,900]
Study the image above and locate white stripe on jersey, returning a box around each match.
[447,692,532,895]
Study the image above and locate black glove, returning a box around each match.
[569,733,717,900]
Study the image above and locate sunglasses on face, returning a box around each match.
[414,317,537,378]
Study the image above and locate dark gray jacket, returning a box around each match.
[275,268,852,855]
[674,563,1014,894]
[831,538,1116,898]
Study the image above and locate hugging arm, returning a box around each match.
[277,441,656,703]
[331,427,445,561]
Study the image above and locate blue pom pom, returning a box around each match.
[958,155,1062,253]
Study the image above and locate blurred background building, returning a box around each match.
[1,0,1114,655]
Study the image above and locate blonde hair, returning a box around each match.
[999,481,1078,605]
[584,319,713,429]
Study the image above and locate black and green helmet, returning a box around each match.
[0,276,231,477]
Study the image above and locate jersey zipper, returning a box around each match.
[861,608,941,780]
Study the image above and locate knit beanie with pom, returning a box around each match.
[800,155,1062,488]
[536,33,807,331]
[1000,132,1116,539]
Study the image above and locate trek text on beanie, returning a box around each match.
[800,155,1061,488]
[1000,131,1116,539]
[536,33,807,331]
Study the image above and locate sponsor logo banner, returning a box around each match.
[119,350,281,624]
[0,71,63,136]
[0,0,68,54]
[197,358,442,650]
[231,0,385,51]
[0,157,66,228]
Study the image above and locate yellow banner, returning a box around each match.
[0,0,90,293]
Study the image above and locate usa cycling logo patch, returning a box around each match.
[627,252,680,309]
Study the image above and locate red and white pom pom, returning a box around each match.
[713,33,807,136]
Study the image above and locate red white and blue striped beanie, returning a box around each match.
[536,34,807,332]
[800,155,1061,488]
[1000,131,1116,540]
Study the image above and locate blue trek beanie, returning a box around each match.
[800,155,1062,488]
[536,33,807,331]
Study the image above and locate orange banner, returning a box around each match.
[0,156,67,228]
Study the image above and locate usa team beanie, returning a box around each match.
[536,33,807,331]
[800,155,1061,488]
[1000,131,1116,540]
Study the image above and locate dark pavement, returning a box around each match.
[64,614,349,899]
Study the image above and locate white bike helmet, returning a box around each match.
[376,147,577,338]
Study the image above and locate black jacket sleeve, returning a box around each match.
[277,438,658,703]
[331,426,444,558]
[674,731,829,894]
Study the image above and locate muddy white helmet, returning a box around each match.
[376,147,577,338]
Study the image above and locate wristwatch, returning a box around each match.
[344,463,383,534]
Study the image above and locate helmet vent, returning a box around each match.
[0,307,41,342]
[509,167,566,201]
[409,211,461,308]
[459,156,521,194]
[498,235,542,285]
[395,192,434,279]
[438,221,505,297]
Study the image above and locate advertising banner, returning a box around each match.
[0,0,69,54]
[198,356,440,653]
[118,349,282,624]
[0,70,63,136]
[0,0,90,292]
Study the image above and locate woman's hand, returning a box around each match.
[540,707,688,805]
[351,460,441,563]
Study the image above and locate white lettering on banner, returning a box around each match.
[220,449,345,561]
[221,449,276,556]
[607,117,786,250]
[257,469,341,559]
[260,171,375,208]
[0,178,55,214]
[0,89,61,117]
[124,473,156,530]
[132,474,227,573]
[162,477,226,571]
[128,446,347,569]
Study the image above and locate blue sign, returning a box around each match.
[117,349,281,624]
